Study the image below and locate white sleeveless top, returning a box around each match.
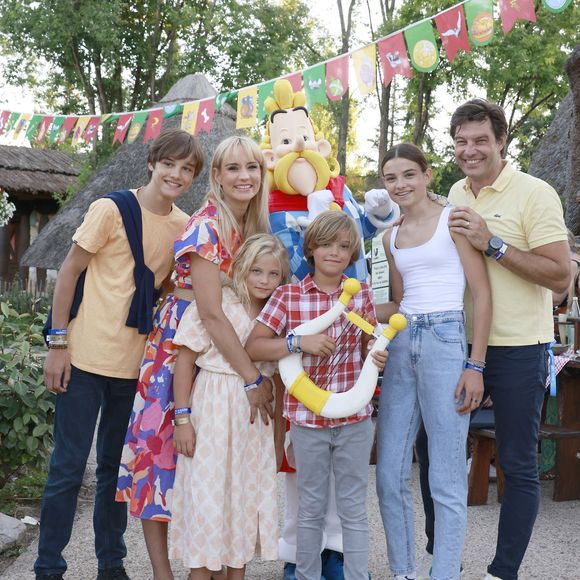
[390,206,465,314]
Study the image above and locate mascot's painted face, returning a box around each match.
[264,107,332,196]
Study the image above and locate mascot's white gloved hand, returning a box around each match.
[364,188,400,230]
[296,189,339,228]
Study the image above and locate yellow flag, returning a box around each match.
[181,101,199,135]
[12,114,31,139]
[236,86,258,129]
[352,45,376,96]
[71,116,90,146]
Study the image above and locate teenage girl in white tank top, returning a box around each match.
[375,144,491,580]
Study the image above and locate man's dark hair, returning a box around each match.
[450,99,508,154]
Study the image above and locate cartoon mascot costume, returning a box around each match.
[261,79,399,580]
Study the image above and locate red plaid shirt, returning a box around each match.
[257,273,375,428]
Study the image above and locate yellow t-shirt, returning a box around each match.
[69,191,189,378]
[449,162,567,346]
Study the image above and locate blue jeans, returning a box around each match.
[290,419,373,580]
[34,366,136,576]
[376,311,469,580]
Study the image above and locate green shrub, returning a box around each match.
[0,301,53,489]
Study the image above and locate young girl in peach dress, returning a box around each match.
[169,234,288,580]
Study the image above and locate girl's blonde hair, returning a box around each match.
[303,211,361,268]
[229,233,289,307]
[208,136,271,256]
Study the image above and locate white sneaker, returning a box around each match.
[484,574,502,580]
[394,575,417,580]
[416,551,432,580]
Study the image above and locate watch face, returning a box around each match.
[490,236,503,251]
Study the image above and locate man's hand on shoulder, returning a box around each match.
[448,206,491,252]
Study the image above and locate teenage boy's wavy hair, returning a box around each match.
[303,211,361,268]
[147,128,204,179]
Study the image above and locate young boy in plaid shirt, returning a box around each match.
[246,211,387,580]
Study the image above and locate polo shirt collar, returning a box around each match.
[464,160,514,195]
[300,272,348,295]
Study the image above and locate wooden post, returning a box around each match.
[16,210,30,283]
[0,225,9,280]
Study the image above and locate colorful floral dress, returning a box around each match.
[169,288,278,570]
[116,197,243,521]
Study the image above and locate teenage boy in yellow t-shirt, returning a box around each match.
[35,129,204,580]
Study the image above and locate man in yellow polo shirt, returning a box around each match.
[447,99,569,580]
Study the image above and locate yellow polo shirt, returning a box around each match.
[449,162,567,346]
[69,191,189,378]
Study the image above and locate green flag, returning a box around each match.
[258,80,275,120]
[5,112,20,135]
[215,91,237,112]
[541,0,573,13]
[48,116,66,142]
[404,21,439,73]
[303,64,328,108]
[25,115,44,141]
[465,0,494,47]
[127,111,149,144]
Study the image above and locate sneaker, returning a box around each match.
[321,549,344,580]
[36,575,64,580]
[394,575,417,580]
[283,562,297,580]
[484,575,502,580]
[96,566,130,580]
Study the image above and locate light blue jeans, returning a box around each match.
[376,311,469,580]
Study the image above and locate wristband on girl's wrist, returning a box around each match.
[465,362,484,374]
[244,373,264,391]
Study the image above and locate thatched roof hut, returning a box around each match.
[21,73,239,270]
[529,44,580,233]
[0,145,80,200]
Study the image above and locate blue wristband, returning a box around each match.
[244,373,264,391]
[174,407,191,416]
[49,328,68,335]
[465,362,484,374]
[286,334,294,353]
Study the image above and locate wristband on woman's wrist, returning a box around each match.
[465,362,484,374]
[244,373,264,391]
[173,415,191,426]
[174,407,191,416]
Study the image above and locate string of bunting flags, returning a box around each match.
[0,0,573,147]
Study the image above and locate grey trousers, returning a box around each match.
[290,418,373,580]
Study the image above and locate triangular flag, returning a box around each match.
[36,115,54,143]
[404,21,439,73]
[326,54,349,101]
[236,86,258,129]
[215,91,236,112]
[498,0,536,35]
[181,102,199,135]
[465,0,494,46]
[163,104,182,119]
[303,64,328,108]
[435,5,470,63]
[4,112,20,136]
[13,114,31,139]
[71,116,90,146]
[144,109,163,142]
[113,113,133,145]
[56,116,77,144]
[48,116,66,142]
[258,80,276,120]
[83,115,101,143]
[284,72,302,92]
[0,111,11,136]
[541,0,573,13]
[101,114,115,124]
[352,45,377,96]
[127,111,148,144]
[196,98,215,134]
[25,115,44,141]
[378,34,413,87]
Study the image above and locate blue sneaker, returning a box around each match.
[321,549,344,580]
[283,562,297,580]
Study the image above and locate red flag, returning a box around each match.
[498,0,536,34]
[284,72,302,92]
[435,6,470,63]
[83,115,101,143]
[143,109,163,143]
[196,98,215,134]
[113,113,134,145]
[0,111,10,136]
[326,54,349,101]
[56,116,77,143]
[378,33,412,87]
[36,116,54,143]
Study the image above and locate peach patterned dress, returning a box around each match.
[169,287,278,571]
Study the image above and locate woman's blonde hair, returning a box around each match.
[303,211,361,268]
[229,233,289,307]
[208,136,271,256]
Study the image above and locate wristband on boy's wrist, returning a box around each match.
[244,373,264,391]
[286,333,302,354]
